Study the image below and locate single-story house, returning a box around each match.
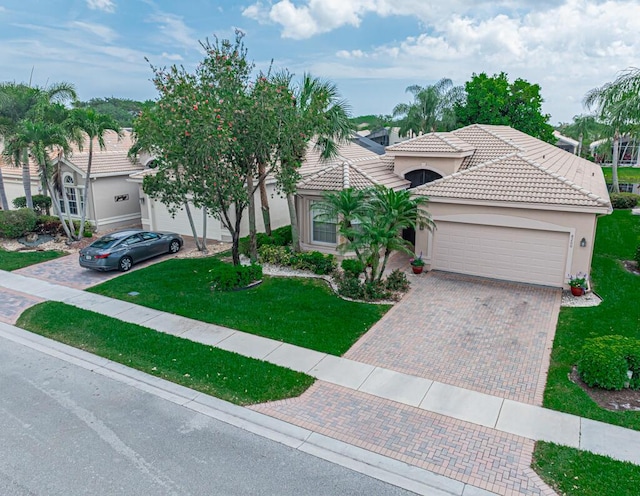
[297,124,611,288]
[0,130,144,232]
[553,130,578,155]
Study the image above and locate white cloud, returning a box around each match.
[161,52,183,61]
[86,0,115,13]
[148,13,196,49]
[71,21,117,43]
[336,49,365,59]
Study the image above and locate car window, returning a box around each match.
[141,232,160,241]
[123,234,143,246]
[91,236,120,249]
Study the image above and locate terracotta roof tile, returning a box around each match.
[386,132,476,154]
[414,153,610,208]
[63,130,143,176]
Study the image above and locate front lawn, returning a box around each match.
[533,442,640,496]
[0,247,64,271]
[601,166,640,183]
[17,302,314,405]
[88,258,390,356]
[543,210,640,430]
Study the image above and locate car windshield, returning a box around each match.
[91,236,121,249]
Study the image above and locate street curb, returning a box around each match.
[0,322,496,496]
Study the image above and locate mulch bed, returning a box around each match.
[570,366,640,412]
[622,260,640,276]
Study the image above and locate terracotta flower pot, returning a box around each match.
[411,265,424,274]
[570,286,584,296]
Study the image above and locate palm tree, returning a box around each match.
[0,81,77,209]
[562,114,602,157]
[67,108,122,239]
[392,78,465,137]
[6,119,74,239]
[584,68,640,193]
[275,73,353,252]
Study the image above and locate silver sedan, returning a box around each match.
[79,229,183,272]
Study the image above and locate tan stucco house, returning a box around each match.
[296,124,611,288]
[0,130,143,232]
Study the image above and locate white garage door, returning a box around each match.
[432,222,569,287]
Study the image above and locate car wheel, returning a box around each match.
[169,239,181,254]
[119,256,133,272]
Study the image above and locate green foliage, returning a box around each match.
[209,263,263,291]
[12,194,51,214]
[35,215,63,235]
[602,167,640,183]
[385,269,410,292]
[239,225,292,255]
[257,244,293,265]
[257,244,336,275]
[341,258,365,278]
[18,301,313,405]
[610,192,640,209]
[455,72,555,142]
[578,336,640,390]
[533,442,640,496]
[635,245,640,266]
[74,97,150,128]
[0,208,37,238]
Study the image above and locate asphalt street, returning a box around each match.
[0,336,415,496]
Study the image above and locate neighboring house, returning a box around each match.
[297,124,611,288]
[590,136,640,166]
[365,127,413,147]
[0,130,144,232]
[129,168,290,242]
[553,130,578,154]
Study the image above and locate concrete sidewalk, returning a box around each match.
[1,269,638,466]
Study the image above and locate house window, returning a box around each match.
[59,175,83,215]
[311,203,337,244]
[404,169,443,188]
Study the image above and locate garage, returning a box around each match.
[432,221,570,287]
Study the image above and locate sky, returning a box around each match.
[1,0,640,125]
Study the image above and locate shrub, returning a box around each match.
[335,273,365,300]
[341,258,364,278]
[291,251,336,275]
[363,280,392,301]
[578,335,640,390]
[239,225,292,255]
[210,263,263,291]
[385,269,410,292]
[609,192,640,209]
[12,195,52,215]
[35,215,63,235]
[0,208,38,238]
[258,245,293,265]
[635,244,640,266]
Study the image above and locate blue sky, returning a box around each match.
[2,0,640,124]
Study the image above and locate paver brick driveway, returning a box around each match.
[346,271,562,405]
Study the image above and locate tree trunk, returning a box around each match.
[258,161,271,236]
[45,175,73,241]
[21,149,34,210]
[612,131,620,194]
[201,207,208,252]
[577,133,583,157]
[0,170,8,210]
[247,173,258,262]
[183,201,203,251]
[287,193,300,252]
[78,139,93,239]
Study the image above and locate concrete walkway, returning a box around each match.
[1,269,639,494]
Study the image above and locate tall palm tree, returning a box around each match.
[275,73,353,251]
[67,108,122,239]
[584,68,640,193]
[0,81,76,208]
[6,119,74,239]
[392,78,465,137]
[562,114,602,157]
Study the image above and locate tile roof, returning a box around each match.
[298,157,409,191]
[62,130,143,176]
[386,132,476,154]
[413,153,610,208]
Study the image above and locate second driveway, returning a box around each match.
[345,271,561,406]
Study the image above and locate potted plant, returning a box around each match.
[410,252,425,274]
[568,272,588,296]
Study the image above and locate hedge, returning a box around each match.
[0,208,38,238]
[209,263,263,291]
[609,193,640,209]
[577,335,640,390]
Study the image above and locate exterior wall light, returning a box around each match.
[580,237,587,247]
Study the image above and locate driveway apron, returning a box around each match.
[253,272,561,496]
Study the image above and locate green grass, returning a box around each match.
[88,258,390,356]
[601,166,640,183]
[0,247,64,271]
[533,442,640,496]
[17,302,314,405]
[543,210,640,430]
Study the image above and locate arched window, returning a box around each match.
[60,174,80,215]
[404,169,443,188]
